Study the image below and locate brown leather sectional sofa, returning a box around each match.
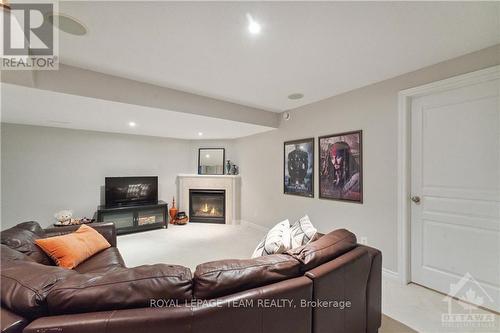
[1,221,381,333]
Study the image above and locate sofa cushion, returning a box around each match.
[290,215,318,249]
[251,219,291,258]
[47,264,192,314]
[0,221,53,265]
[286,228,357,271]
[1,258,77,319]
[35,225,111,269]
[74,247,126,274]
[194,254,301,299]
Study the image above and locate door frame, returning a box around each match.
[396,65,500,285]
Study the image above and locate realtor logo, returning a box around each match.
[441,272,496,329]
[1,2,58,69]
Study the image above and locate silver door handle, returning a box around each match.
[411,196,421,204]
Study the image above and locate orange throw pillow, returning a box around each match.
[35,225,111,269]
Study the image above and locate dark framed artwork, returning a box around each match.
[284,138,314,197]
[319,130,363,203]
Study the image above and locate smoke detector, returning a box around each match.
[288,93,304,100]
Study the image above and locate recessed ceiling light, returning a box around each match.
[128,121,136,127]
[246,14,261,35]
[205,154,210,158]
[198,132,203,136]
[47,13,88,36]
[288,93,304,100]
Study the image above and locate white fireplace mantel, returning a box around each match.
[177,174,241,224]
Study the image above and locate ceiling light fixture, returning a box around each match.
[47,13,88,36]
[198,132,203,136]
[288,93,304,100]
[246,14,261,35]
[128,121,136,127]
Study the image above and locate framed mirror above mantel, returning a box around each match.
[198,148,225,175]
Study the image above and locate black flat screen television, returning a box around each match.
[105,176,158,208]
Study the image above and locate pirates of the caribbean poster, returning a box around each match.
[319,131,363,203]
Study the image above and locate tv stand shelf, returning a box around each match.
[96,201,168,235]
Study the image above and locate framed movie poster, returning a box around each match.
[319,130,362,203]
[284,138,314,197]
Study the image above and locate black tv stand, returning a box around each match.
[96,200,168,235]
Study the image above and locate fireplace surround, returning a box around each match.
[177,174,240,224]
[189,189,226,224]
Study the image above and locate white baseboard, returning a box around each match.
[239,220,270,233]
[382,268,399,281]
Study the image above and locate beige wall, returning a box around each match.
[1,45,498,273]
[0,124,241,229]
[235,45,500,273]
[0,124,188,228]
[189,140,239,172]
[0,125,223,229]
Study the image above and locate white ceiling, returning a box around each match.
[55,1,500,111]
[1,84,274,139]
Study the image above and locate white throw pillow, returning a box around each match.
[290,215,317,249]
[251,219,291,258]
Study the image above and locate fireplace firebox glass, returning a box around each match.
[189,189,226,224]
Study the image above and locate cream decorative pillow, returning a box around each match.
[290,215,317,249]
[251,219,291,258]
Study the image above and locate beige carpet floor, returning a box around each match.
[381,315,417,333]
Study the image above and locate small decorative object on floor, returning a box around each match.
[169,196,178,224]
[173,211,189,225]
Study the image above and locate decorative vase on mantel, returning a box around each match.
[169,197,178,224]
[226,160,232,175]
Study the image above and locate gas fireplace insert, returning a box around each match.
[189,189,226,224]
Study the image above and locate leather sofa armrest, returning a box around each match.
[1,307,28,333]
[305,245,382,333]
[358,245,382,333]
[44,222,117,247]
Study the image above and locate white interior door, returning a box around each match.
[410,72,500,312]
